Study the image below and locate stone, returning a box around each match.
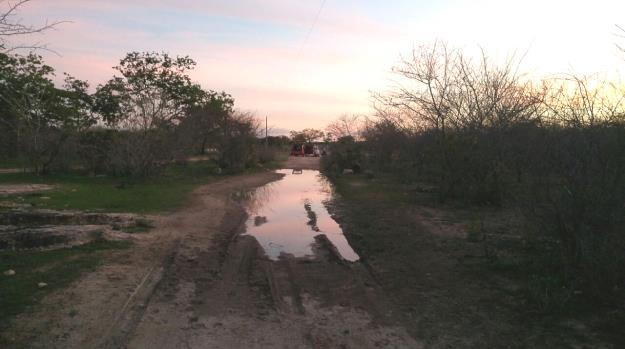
[38,282,48,288]
[3,269,15,276]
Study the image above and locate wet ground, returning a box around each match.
[5,157,610,348]
[3,160,420,348]
[120,162,418,348]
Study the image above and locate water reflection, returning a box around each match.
[242,169,359,262]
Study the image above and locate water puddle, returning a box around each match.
[240,169,359,262]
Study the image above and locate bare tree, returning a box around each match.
[0,0,66,52]
[374,43,543,134]
[325,114,366,140]
[373,42,455,133]
[542,75,625,127]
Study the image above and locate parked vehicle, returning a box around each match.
[304,144,314,156]
[291,144,304,156]
[291,143,321,157]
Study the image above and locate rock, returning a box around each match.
[3,269,15,276]
[342,169,354,175]
[0,225,108,251]
[38,282,48,288]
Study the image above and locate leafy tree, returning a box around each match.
[0,52,94,172]
[94,51,205,130]
[289,128,324,143]
[180,91,235,154]
[216,112,259,169]
[92,52,208,176]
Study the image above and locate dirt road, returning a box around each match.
[5,158,419,348]
[284,156,321,170]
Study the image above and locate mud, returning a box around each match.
[2,162,421,348]
[123,166,417,348]
[0,209,140,251]
[0,225,108,250]
[0,209,135,226]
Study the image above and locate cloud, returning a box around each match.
[10,0,625,131]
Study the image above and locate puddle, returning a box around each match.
[241,169,359,262]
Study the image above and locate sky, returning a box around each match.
[9,0,625,134]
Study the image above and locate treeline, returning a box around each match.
[0,51,265,176]
[323,43,625,304]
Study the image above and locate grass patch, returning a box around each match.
[0,158,27,170]
[330,174,412,206]
[0,161,222,213]
[0,240,131,332]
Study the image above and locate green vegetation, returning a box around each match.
[328,172,624,347]
[323,43,625,310]
[1,50,266,178]
[0,162,220,213]
[0,240,131,331]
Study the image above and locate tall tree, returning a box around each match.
[94,52,205,130]
[0,52,94,172]
[181,91,235,154]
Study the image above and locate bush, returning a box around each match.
[256,146,278,164]
[321,136,363,175]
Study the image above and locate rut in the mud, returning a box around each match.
[3,169,419,348]
[123,169,419,348]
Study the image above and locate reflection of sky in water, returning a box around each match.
[243,169,360,262]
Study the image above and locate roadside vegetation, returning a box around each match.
[0,162,223,213]
[0,2,292,335]
[323,42,625,341]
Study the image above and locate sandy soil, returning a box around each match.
[3,161,420,348]
[284,156,321,170]
[0,184,54,195]
[0,169,25,175]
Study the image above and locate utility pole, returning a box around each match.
[265,115,268,149]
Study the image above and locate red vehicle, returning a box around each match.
[291,143,320,157]
[290,144,304,156]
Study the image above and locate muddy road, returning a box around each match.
[5,157,420,348]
